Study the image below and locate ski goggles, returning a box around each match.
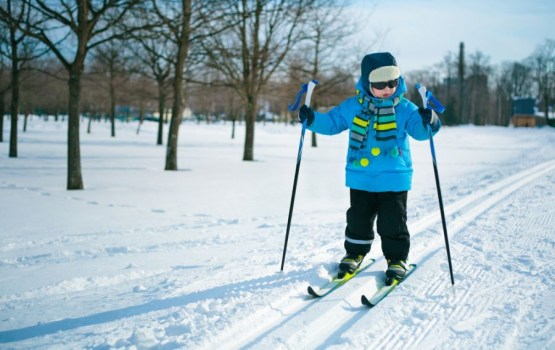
[370,79,399,90]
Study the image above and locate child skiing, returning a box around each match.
[298,52,440,285]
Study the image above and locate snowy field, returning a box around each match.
[1,117,554,349]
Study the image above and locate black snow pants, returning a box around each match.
[344,189,410,261]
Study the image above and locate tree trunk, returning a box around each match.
[157,79,165,145]
[136,100,145,135]
[0,91,5,143]
[165,58,185,170]
[164,0,191,171]
[109,71,116,137]
[544,92,550,125]
[67,68,84,190]
[231,118,236,139]
[9,30,19,158]
[23,112,28,132]
[311,131,317,147]
[9,105,17,157]
[458,42,465,124]
[87,114,93,134]
[9,97,18,157]
[243,96,256,161]
[165,79,183,170]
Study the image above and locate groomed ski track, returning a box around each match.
[204,159,555,350]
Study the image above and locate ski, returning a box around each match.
[307,258,376,298]
[361,263,417,307]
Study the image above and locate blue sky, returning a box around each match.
[352,0,554,72]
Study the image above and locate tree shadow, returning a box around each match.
[0,268,312,344]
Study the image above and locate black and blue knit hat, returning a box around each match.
[360,52,401,93]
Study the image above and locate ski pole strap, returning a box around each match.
[415,83,445,113]
[288,80,318,111]
[427,93,445,113]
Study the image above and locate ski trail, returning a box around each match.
[212,159,555,350]
[378,165,555,350]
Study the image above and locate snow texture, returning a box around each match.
[1,118,554,349]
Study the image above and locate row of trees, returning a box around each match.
[1,0,367,190]
[1,1,554,191]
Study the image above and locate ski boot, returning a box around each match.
[385,259,408,286]
[338,254,365,278]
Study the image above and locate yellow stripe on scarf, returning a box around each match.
[354,117,370,128]
[373,122,397,131]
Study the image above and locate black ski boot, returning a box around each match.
[385,259,408,286]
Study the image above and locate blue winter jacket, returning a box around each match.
[308,77,440,192]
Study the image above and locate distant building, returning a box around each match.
[511,98,544,127]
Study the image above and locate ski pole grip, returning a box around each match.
[288,80,318,112]
[416,83,428,109]
[305,81,317,107]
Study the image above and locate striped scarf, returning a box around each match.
[349,89,400,150]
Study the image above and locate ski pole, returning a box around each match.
[280,80,318,271]
[416,83,455,285]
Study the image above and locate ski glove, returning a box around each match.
[418,107,439,131]
[298,105,315,126]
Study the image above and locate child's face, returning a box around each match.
[371,86,397,99]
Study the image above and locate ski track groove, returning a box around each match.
[392,163,555,350]
[406,268,458,348]
[219,159,555,350]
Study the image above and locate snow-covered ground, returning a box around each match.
[1,117,554,349]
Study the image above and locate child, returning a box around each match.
[299,52,440,285]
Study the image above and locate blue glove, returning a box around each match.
[298,105,314,126]
[418,107,439,130]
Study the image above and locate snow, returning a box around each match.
[1,117,554,349]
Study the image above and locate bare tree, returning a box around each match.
[290,0,364,147]
[528,39,555,124]
[152,0,192,170]
[128,74,156,135]
[0,23,8,142]
[0,0,43,156]
[203,0,314,161]
[150,0,227,170]
[437,51,458,125]
[508,62,533,98]
[0,0,143,189]
[127,7,174,145]
[26,56,68,119]
[91,39,131,137]
[405,65,442,97]
[458,42,466,123]
[467,51,492,125]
